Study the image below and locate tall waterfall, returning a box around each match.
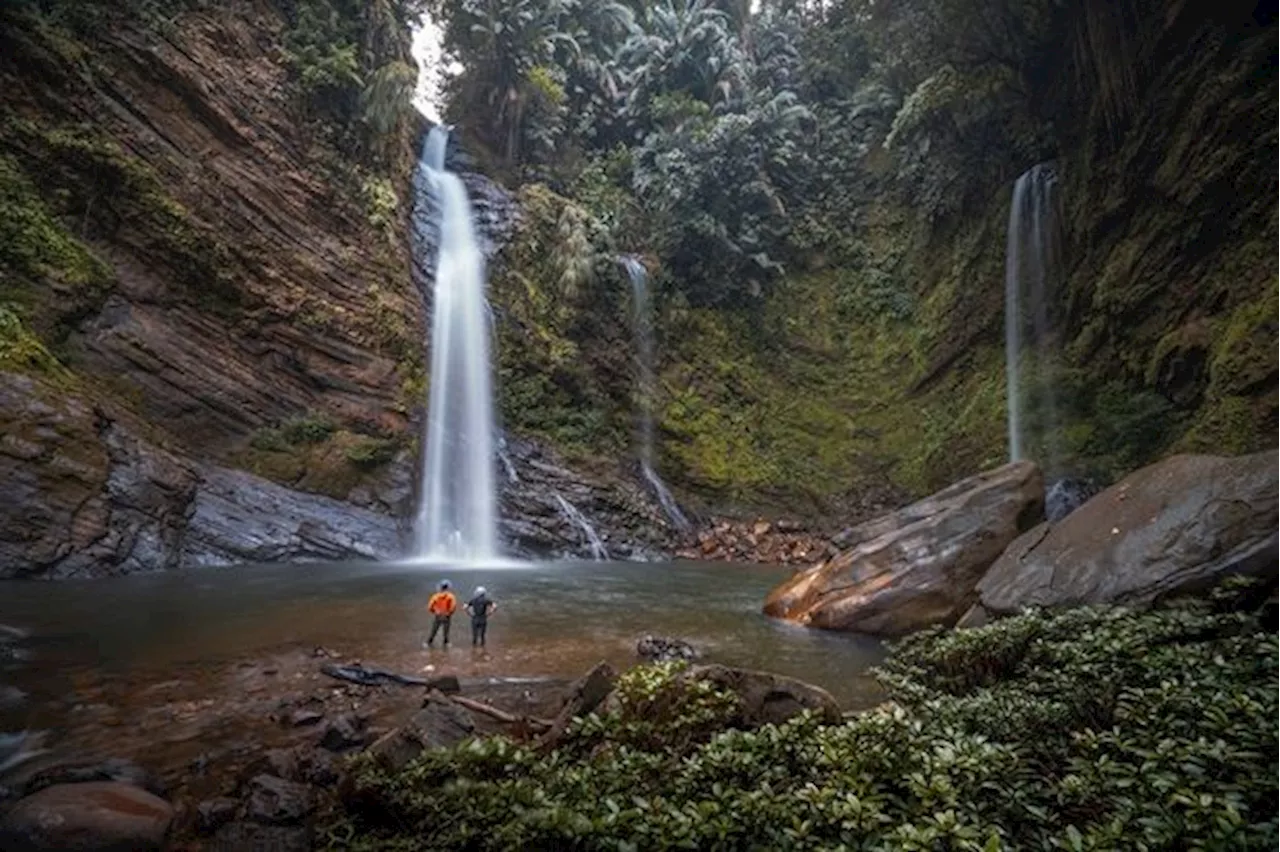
[412,127,500,562]
[1004,163,1063,466]
[620,257,690,531]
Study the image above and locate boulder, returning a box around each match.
[319,713,368,752]
[764,461,1044,636]
[195,797,239,834]
[243,775,314,825]
[961,451,1278,625]
[538,662,617,747]
[678,665,841,726]
[366,691,476,773]
[0,781,173,851]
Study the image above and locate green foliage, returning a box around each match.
[325,594,1278,850]
[280,412,337,445]
[9,0,195,37]
[0,304,68,377]
[2,118,239,309]
[359,175,401,242]
[343,435,399,468]
[252,412,337,450]
[0,153,113,300]
[491,183,630,454]
[283,0,419,166]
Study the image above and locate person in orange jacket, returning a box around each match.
[426,580,457,647]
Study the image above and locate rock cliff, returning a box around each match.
[0,1,679,577]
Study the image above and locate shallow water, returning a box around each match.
[0,560,886,730]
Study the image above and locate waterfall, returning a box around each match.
[553,493,610,560]
[411,127,500,563]
[1004,163,1064,467]
[620,256,690,531]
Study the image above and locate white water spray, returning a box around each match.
[412,127,500,562]
[1004,163,1063,466]
[620,256,690,531]
[552,493,610,561]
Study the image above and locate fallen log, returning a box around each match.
[451,695,552,731]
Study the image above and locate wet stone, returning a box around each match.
[196,797,239,834]
[0,781,174,851]
[21,756,162,798]
[210,821,311,852]
[244,774,314,825]
[288,708,324,727]
[319,713,368,752]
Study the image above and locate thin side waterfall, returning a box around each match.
[1004,163,1064,466]
[552,493,610,561]
[620,256,690,531]
[411,126,500,562]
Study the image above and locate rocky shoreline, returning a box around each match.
[0,639,836,851]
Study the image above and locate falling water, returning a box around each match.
[552,493,610,561]
[1004,163,1064,466]
[620,256,690,531]
[412,127,499,562]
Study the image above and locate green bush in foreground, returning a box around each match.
[325,588,1278,851]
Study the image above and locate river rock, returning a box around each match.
[636,635,698,662]
[539,662,617,747]
[764,461,1044,636]
[0,781,173,851]
[243,775,314,825]
[961,451,1279,625]
[20,757,161,798]
[678,665,841,726]
[366,691,477,772]
[319,713,369,752]
[196,797,239,834]
[210,822,310,852]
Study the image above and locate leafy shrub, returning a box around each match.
[343,436,398,468]
[280,412,336,445]
[324,592,1278,850]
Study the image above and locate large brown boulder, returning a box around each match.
[0,781,173,851]
[960,451,1278,626]
[764,461,1044,636]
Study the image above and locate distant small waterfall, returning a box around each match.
[411,127,500,563]
[620,256,690,531]
[1004,163,1064,467]
[553,493,609,560]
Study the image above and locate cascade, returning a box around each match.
[552,494,610,561]
[1004,163,1064,467]
[620,256,691,531]
[411,127,500,563]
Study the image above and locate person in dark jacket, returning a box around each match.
[465,586,497,647]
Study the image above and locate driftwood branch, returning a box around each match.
[451,695,552,731]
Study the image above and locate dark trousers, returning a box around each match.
[471,618,488,646]
[427,615,451,646]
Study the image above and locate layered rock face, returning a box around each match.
[961,450,1279,625]
[0,373,400,578]
[0,4,680,576]
[763,461,1044,636]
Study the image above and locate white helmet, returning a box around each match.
[475,586,487,596]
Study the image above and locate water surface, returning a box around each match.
[0,560,886,724]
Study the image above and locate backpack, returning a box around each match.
[469,595,492,618]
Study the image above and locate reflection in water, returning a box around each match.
[0,561,886,723]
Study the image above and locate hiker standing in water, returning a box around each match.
[426,580,457,647]
[466,586,497,647]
